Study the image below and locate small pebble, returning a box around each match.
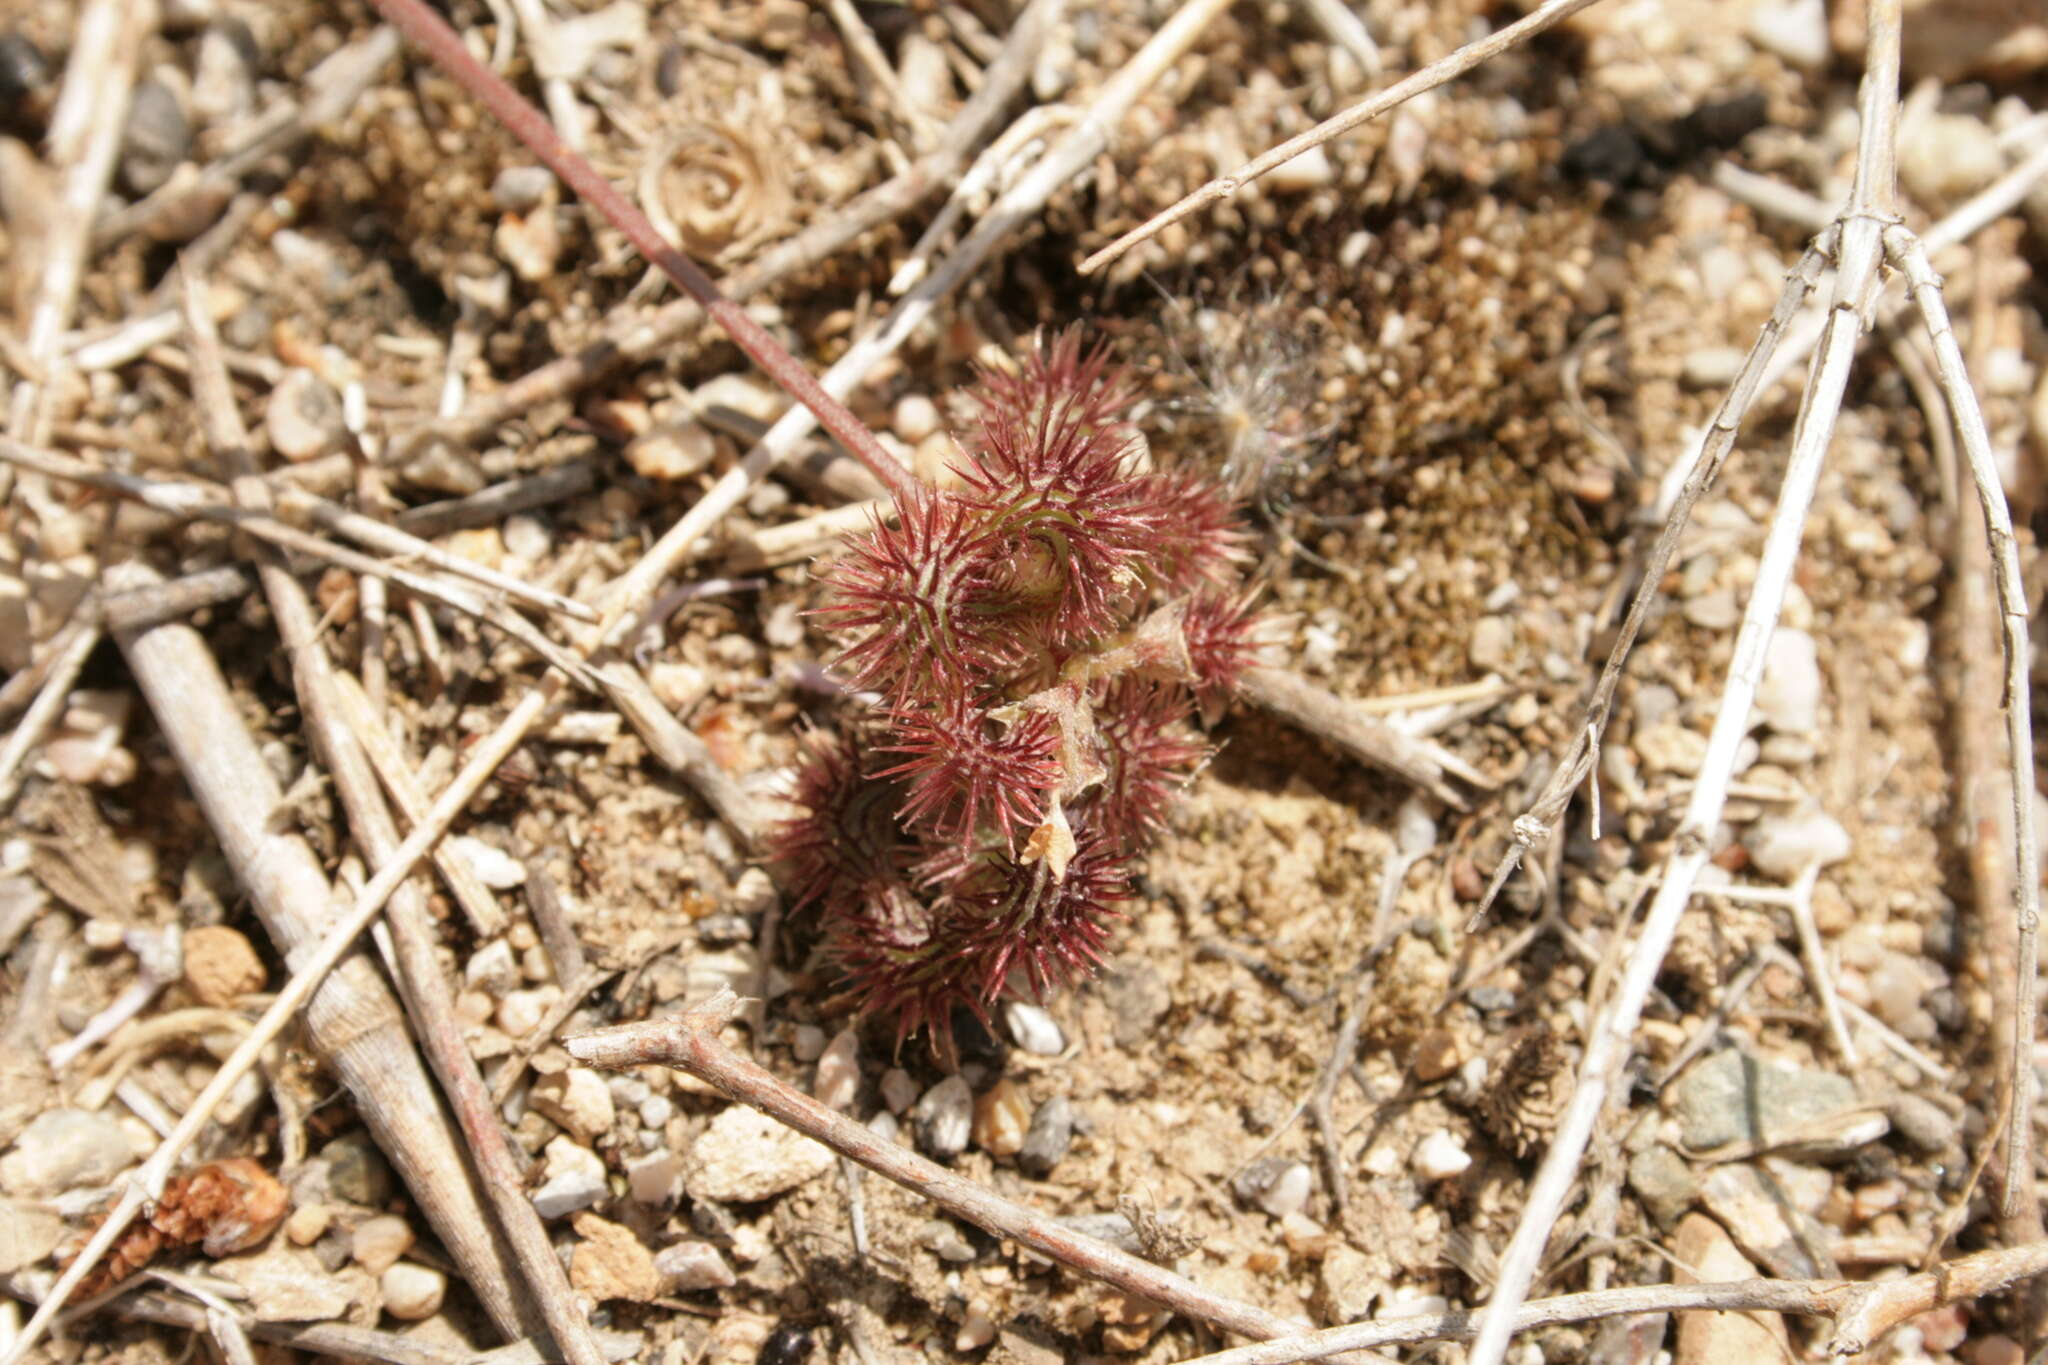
[1633,723,1707,777]
[1746,0,1827,67]
[972,1079,1030,1157]
[531,1137,608,1219]
[1234,1158,1312,1218]
[1966,1334,2024,1365]
[1899,113,2007,205]
[1468,615,1514,672]
[182,924,266,1005]
[880,1068,920,1114]
[791,1025,827,1062]
[1412,1131,1472,1181]
[730,866,779,916]
[686,1106,834,1201]
[121,79,190,196]
[350,1214,414,1275]
[1410,1029,1463,1083]
[569,1212,662,1302]
[449,835,525,889]
[911,1076,974,1160]
[502,513,550,562]
[319,1132,395,1206]
[1019,1095,1074,1177]
[1867,952,1930,1028]
[529,1068,615,1142]
[892,394,941,443]
[266,369,346,462]
[639,1095,674,1129]
[285,1203,332,1245]
[955,1306,996,1352]
[626,420,717,481]
[655,1239,735,1291]
[380,1262,446,1320]
[491,165,556,213]
[464,939,518,995]
[1267,144,1334,191]
[0,1108,133,1195]
[1885,1093,1956,1154]
[1003,1001,1064,1056]
[496,987,558,1039]
[627,1149,683,1205]
[814,1027,859,1111]
[495,203,562,281]
[1744,808,1852,879]
[1757,629,1822,734]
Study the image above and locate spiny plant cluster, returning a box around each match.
[776,331,1273,1056]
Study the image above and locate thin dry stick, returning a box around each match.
[0,439,604,691]
[1467,234,1836,926]
[566,992,1381,1360]
[0,610,100,813]
[394,459,596,537]
[414,0,1053,452]
[100,565,259,633]
[1169,1238,2048,1365]
[363,0,917,503]
[331,672,507,938]
[272,484,597,622]
[1234,666,1480,808]
[1078,0,1606,275]
[4,0,153,443]
[4,563,541,1365]
[825,0,941,151]
[1465,9,1908,1360]
[1889,224,2042,1220]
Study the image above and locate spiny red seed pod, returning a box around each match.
[1181,588,1268,716]
[786,327,1275,1058]
[1084,679,1209,851]
[775,729,914,916]
[877,703,1062,850]
[811,485,1020,706]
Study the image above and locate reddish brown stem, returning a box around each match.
[363,0,918,505]
[567,993,1376,1362]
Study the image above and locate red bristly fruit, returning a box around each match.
[778,329,1274,1060]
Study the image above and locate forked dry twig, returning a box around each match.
[1465,3,2039,1359]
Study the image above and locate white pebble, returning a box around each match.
[626,420,716,481]
[814,1027,860,1111]
[449,835,526,889]
[1745,807,1852,880]
[1003,1001,1065,1056]
[1256,1161,1313,1218]
[380,1262,446,1320]
[464,940,518,994]
[531,1137,608,1219]
[639,1095,675,1129]
[655,1240,736,1291]
[1412,1131,1472,1181]
[893,394,941,443]
[502,514,550,562]
[496,986,558,1039]
[1868,952,1930,1028]
[529,1068,615,1142]
[1900,113,2008,205]
[1756,629,1822,734]
[1746,0,1827,68]
[955,1306,997,1352]
[792,1025,827,1062]
[911,1077,974,1159]
[1267,144,1334,191]
[685,1106,835,1202]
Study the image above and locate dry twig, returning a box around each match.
[567,991,1384,1361]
